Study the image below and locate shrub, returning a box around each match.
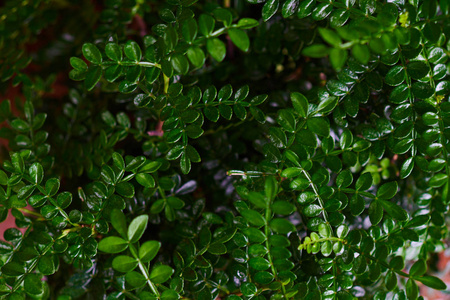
[0,0,449,299]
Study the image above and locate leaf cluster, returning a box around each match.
[0,0,449,299]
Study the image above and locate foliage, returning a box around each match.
[0,0,450,299]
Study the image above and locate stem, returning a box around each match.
[264,179,288,299]
[300,167,330,227]
[18,207,42,218]
[129,244,160,297]
[436,102,450,204]
[399,47,417,157]
[12,240,54,292]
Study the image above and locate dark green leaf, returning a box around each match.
[380,200,408,221]
[307,117,330,136]
[24,274,43,295]
[377,182,397,199]
[249,257,271,270]
[262,0,279,21]
[105,43,122,62]
[124,41,142,62]
[410,259,427,277]
[416,276,447,290]
[82,43,102,64]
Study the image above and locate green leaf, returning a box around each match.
[385,270,397,290]
[171,54,189,75]
[126,156,146,171]
[228,29,249,52]
[29,163,44,185]
[390,256,404,271]
[385,66,406,86]
[319,28,342,46]
[400,157,414,179]
[241,209,266,227]
[265,176,278,201]
[116,181,135,198]
[182,18,198,43]
[206,38,226,62]
[355,173,372,190]
[410,259,427,277]
[105,43,122,62]
[111,209,127,239]
[336,170,352,188]
[82,43,102,64]
[249,257,271,270]
[112,255,138,272]
[350,194,365,216]
[2,261,26,276]
[407,61,428,80]
[150,265,174,284]
[24,274,43,295]
[272,201,295,215]
[124,41,142,62]
[380,200,408,221]
[312,3,332,20]
[57,192,72,209]
[369,201,383,225]
[140,240,161,262]
[330,48,347,70]
[336,224,349,238]
[262,0,279,21]
[302,44,330,58]
[85,66,102,91]
[277,109,296,132]
[237,18,259,29]
[429,174,448,188]
[307,117,330,136]
[298,191,316,204]
[282,0,299,17]
[416,276,447,290]
[204,106,220,122]
[98,236,129,253]
[126,271,147,288]
[70,57,88,72]
[291,92,308,117]
[38,255,56,275]
[12,152,24,173]
[241,282,258,296]
[353,255,367,274]
[199,14,215,36]
[406,279,419,300]
[352,44,370,65]
[128,214,149,243]
[248,192,269,209]
[377,182,397,199]
[187,46,205,68]
[318,223,331,238]
[303,204,322,217]
[321,240,332,256]
[136,173,155,188]
[208,242,227,255]
[45,178,60,196]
